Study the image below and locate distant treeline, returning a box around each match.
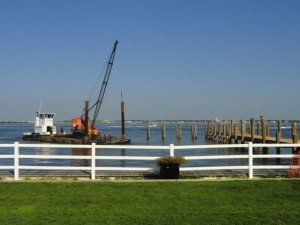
[0,120,208,124]
[1,120,300,124]
[0,121,34,124]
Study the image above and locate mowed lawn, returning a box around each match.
[0,180,299,225]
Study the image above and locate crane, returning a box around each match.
[90,40,118,130]
[71,40,118,137]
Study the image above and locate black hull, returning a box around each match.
[23,133,131,145]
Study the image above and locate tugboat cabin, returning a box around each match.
[34,112,57,135]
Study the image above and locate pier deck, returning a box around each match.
[230,134,298,144]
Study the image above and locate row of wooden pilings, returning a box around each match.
[205,115,299,153]
[146,123,198,140]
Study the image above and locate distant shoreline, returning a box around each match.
[0,120,208,124]
[1,119,300,124]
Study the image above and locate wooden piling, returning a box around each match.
[224,124,228,143]
[176,124,182,139]
[217,123,221,142]
[221,125,225,143]
[257,123,261,136]
[213,126,217,141]
[241,120,245,144]
[147,125,150,140]
[161,123,166,140]
[266,125,270,137]
[292,122,299,153]
[228,122,232,144]
[205,121,210,140]
[191,125,197,139]
[234,124,239,144]
[260,115,267,143]
[276,120,282,155]
[260,115,269,154]
[250,118,255,142]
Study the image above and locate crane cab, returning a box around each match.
[71,117,100,136]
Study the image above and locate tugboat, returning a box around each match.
[23,112,57,140]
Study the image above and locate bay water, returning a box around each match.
[0,122,297,169]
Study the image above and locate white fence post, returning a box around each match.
[248,142,253,179]
[14,142,19,180]
[170,144,174,157]
[91,143,96,180]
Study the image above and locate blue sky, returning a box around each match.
[0,0,299,121]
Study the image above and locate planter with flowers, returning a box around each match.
[155,156,187,179]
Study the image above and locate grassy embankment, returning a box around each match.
[0,180,299,225]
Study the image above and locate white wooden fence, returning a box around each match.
[0,142,297,180]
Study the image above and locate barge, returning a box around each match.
[23,112,130,145]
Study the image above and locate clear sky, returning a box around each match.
[1,0,299,121]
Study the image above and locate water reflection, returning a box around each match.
[31,147,56,166]
[71,148,91,167]
[176,138,181,145]
[121,148,126,167]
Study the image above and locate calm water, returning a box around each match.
[0,122,297,168]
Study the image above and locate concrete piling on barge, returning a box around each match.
[121,95,126,139]
[84,101,89,140]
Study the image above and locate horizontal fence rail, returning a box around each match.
[0,142,298,180]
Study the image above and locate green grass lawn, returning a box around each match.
[0,179,299,225]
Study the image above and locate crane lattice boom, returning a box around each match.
[90,40,118,129]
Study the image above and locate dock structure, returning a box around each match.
[205,116,300,153]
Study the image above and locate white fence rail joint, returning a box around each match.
[0,142,297,181]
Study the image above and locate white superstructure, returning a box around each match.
[23,112,57,137]
[34,112,57,135]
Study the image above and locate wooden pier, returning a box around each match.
[205,116,300,153]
